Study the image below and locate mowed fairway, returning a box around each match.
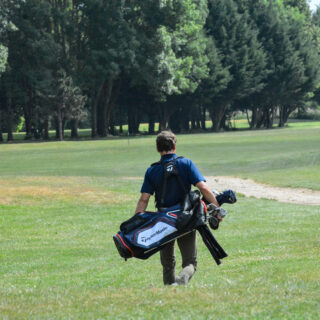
[0,124,320,319]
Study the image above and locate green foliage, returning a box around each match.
[205,0,268,130]
[0,0,12,74]
[283,0,311,17]
[53,71,87,120]
[237,0,320,128]
[48,70,87,140]
[0,0,319,139]
[129,0,210,98]
[196,38,231,104]
[0,44,8,74]
[312,6,320,26]
[15,116,24,132]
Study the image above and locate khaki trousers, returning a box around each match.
[160,230,197,285]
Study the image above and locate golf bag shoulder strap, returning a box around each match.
[158,156,187,208]
[151,156,184,167]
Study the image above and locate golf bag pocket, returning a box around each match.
[122,210,180,251]
[114,207,183,260]
[132,216,178,249]
[120,214,149,233]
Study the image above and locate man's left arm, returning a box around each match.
[135,193,151,214]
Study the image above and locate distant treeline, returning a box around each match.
[1,0,320,141]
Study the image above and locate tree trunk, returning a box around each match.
[119,103,123,134]
[191,118,196,130]
[91,99,97,138]
[106,79,121,135]
[55,118,59,139]
[97,79,113,137]
[158,104,172,132]
[6,95,13,141]
[135,115,141,133]
[159,117,168,131]
[44,116,49,140]
[0,112,3,142]
[190,106,200,130]
[91,82,104,138]
[128,106,134,134]
[62,118,66,137]
[148,112,155,134]
[97,99,107,136]
[221,113,230,131]
[250,107,256,129]
[128,105,140,134]
[23,98,33,140]
[209,105,227,132]
[56,111,63,141]
[109,109,115,135]
[200,106,206,130]
[71,119,78,138]
[168,109,181,133]
[255,107,265,129]
[279,105,295,127]
[182,109,190,132]
[196,106,201,129]
[262,106,275,129]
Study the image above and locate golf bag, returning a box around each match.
[113,189,236,265]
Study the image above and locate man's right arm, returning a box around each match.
[196,181,220,207]
[187,159,219,207]
[135,193,151,214]
[196,181,222,222]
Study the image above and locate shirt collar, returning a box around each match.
[160,153,178,163]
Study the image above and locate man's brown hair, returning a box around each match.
[156,130,177,152]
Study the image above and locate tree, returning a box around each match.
[249,1,319,128]
[4,0,59,139]
[195,38,231,131]
[51,71,86,141]
[1,0,318,140]
[283,0,311,17]
[0,43,8,141]
[127,0,211,131]
[79,0,146,137]
[0,0,10,141]
[206,0,267,131]
[313,7,320,27]
[0,0,11,74]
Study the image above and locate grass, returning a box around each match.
[0,123,320,319]
[1,121,320,189]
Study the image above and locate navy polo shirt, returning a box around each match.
[140,154,205,207]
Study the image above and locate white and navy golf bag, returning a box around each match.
[113,189,237,265]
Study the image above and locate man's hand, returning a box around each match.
[135,193,151,214]
[196,181,220,208]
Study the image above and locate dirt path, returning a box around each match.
[206,176,320,206]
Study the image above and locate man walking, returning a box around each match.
[135,131,220,286]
